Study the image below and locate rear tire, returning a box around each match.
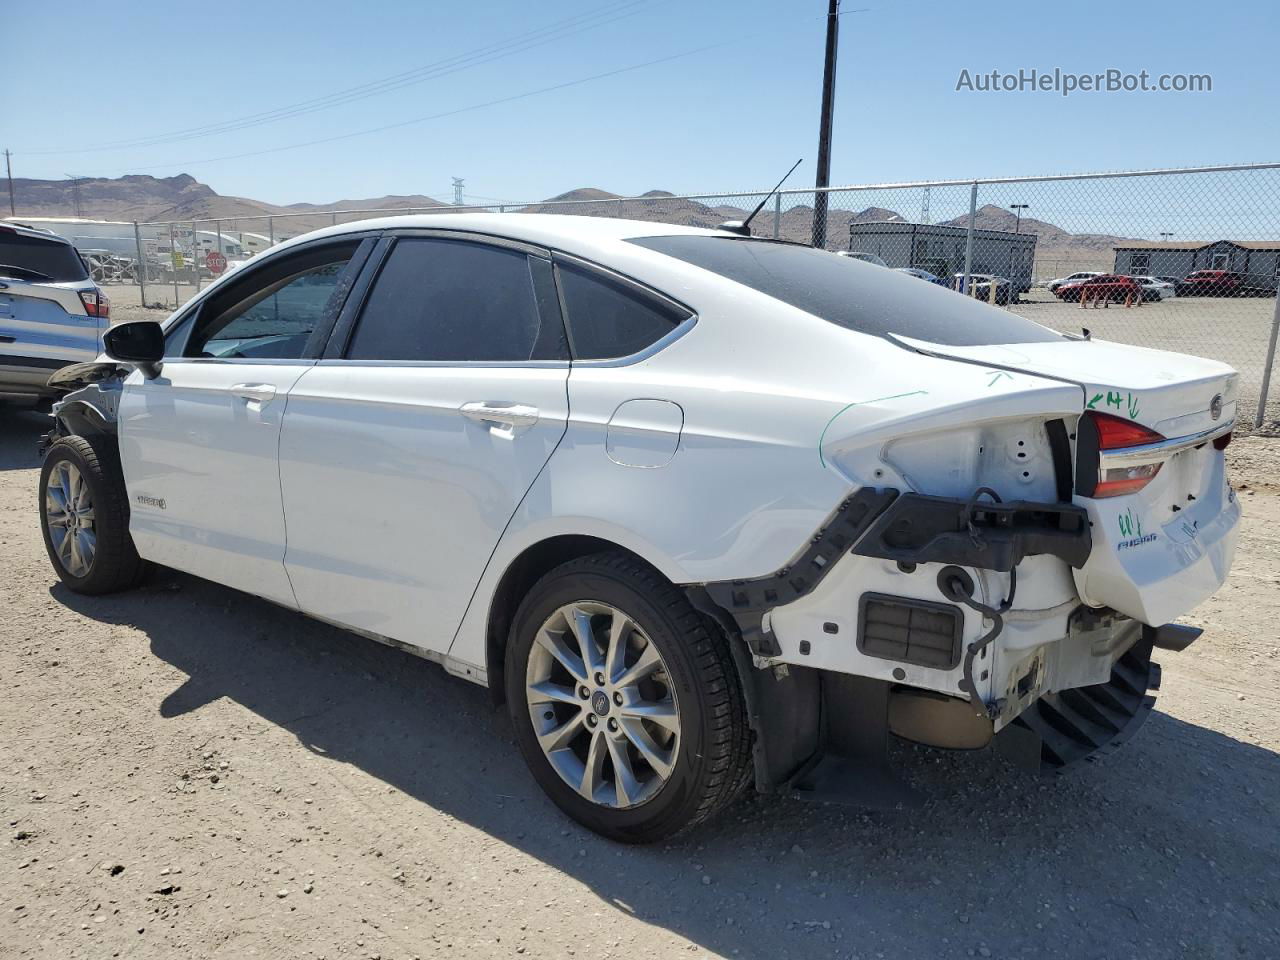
[505,551,750,843]
[39,434,147,594]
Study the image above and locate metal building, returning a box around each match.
[1113,240,1280,285]
[847,220,1037,293]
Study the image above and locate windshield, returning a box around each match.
[0,233,89,282]
[630,235,1062,346]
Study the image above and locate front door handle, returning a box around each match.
[230,382,277,404]
[459,401,539,428]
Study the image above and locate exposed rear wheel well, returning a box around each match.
[486,535,656,705]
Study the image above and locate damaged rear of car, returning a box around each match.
[628,234,1238,797]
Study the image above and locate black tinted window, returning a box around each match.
[348,238,564,362]
[629,236,1062,347]
[185,244,357,359]
[0,233,88,282]
[557,262,687,360]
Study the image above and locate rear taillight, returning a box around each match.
[79,288,109,319]
[1089,412,1166,498]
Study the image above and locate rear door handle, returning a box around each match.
[230,382,277,404]
[459,401,539,428]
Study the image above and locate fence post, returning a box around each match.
[215,220,222,264]
[268,216,275,247]
[774,193,781,239]
[331,212,338,226]
[961,182,978,295]
[192,221,200,293]
[1255,285,1280,429]
[168,223,179,306]
[133,221,147,307]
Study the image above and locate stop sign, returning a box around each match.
[206,251,228,275]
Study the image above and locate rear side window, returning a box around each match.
[0,233,88,282]
[629,236,1062,347]
[347,238,565,363]
[556,261,688,360]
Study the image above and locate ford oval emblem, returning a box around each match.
[1210,393,1223,421]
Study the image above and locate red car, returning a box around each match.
[1055,274,1143,303]
[1175,270,1274,297]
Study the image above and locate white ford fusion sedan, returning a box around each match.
[38,214,1239,842]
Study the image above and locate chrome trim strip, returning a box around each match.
[1099,420,1234,468]
[383,227,549,258]
[313,358,571,369]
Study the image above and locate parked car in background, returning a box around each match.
[1046,270,1103,293]
[893,267,946,285]
[1176,269,1275,298]
[1054,273,1143,303]
[838,250,888,267]
[1,223,109,402]
[953,272,1013,305]
[1155,276,1182,289]
[39,214,1239,842]
[1131,275,1176,301]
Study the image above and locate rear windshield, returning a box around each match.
[0,233,88,282]
[629,235,1062,346]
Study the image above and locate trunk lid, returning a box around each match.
[896,335,1241,626]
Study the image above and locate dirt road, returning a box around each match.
[3,407,1278,959]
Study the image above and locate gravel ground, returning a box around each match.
[2,407,1278,960]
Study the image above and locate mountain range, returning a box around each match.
[7,174,1132,264]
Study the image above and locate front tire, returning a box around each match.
[39,434,147,594]
[505,552,750,843]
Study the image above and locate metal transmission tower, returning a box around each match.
[453,178,465,205]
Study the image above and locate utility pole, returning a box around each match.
[4,150,14,217]
[811,0,840,250]
[1010,203,1029,234]
[1159,231,1175,242]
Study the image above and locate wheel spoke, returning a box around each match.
[619,718,677,780]
[535,628,587,684]
[604,611,632,684]
[77,505,95,526]
[605,734,640,806]
[579,730,607,801]
[618,698,680,734]
[527,680,582,707]
[570,607,603,676]
[67,532,84,576]
[614,641,662,689]
[537,710,586,753]
[77,529,97,567]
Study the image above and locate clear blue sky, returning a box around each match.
[4,0,1278,206]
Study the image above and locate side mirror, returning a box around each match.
[103,321,165,379]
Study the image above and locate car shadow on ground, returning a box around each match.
[50,565,1280,959]
[0,405,49,471]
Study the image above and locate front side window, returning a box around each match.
[184,244,358,359]
[556,261,689,360]
[346,237,564,362]
[630,235,1061,347]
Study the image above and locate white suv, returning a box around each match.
[0,223,109,400]
[38,214,1239,841]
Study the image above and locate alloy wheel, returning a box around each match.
[45,460,96,578]
[525,601,681,809]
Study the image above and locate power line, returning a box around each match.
[20,1,650,156]
[106,7,864,175]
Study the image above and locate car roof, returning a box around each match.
[265,213,725,259]
[0,221,75,245]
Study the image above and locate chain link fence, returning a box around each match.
[27,162,1280,429]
